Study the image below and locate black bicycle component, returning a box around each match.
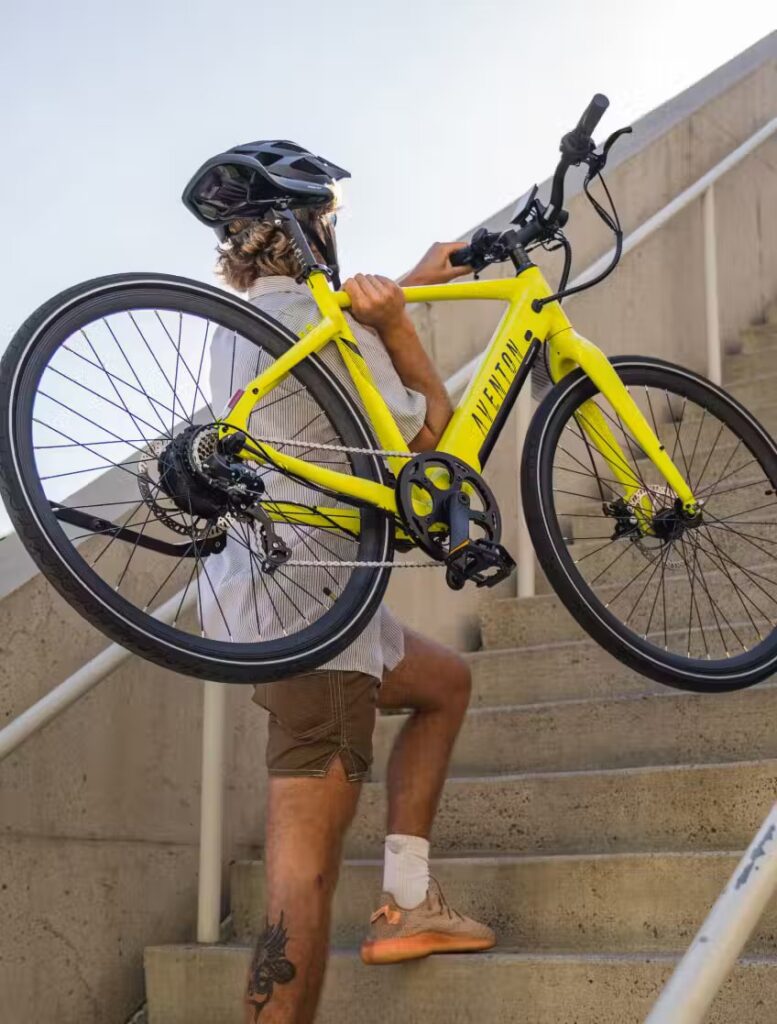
[50,503,227,557]
[451,92,630,300]
[157,426,227,519]
[587,126,633,178]
[575,93,610,138]
[244,504,292,573]
[445,538,516,591]
[395,452,504,564]
[478,335,541,466]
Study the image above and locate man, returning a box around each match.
[185,140,495,1024]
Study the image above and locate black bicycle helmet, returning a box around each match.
[183,140,350,284]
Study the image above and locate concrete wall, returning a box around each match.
[1,30,777,1024]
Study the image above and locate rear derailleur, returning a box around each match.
[396,453,516,591]
[155,425,291,572]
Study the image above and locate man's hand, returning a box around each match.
[343,274,408,332]
[398,242,471,287]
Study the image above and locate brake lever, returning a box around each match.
[587,126,633,176]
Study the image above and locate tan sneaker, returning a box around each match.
[360,877,496,965]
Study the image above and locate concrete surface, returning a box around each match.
[229,851,777,953]
[344,759,777,859]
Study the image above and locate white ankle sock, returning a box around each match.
[382,833,430,909]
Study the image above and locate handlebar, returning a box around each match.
[574,93,609,139]
[449,247,472,268]
[449,93,616,274]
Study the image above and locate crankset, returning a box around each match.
[396,452,516,590]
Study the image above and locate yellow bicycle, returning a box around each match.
[3,95,777,690]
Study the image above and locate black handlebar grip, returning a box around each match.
[575,93,609,138]
[449,248,472,268]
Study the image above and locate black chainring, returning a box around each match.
[395,452,501,559]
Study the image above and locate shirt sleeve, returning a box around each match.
[343,311,428,445]
[256,291,428,446]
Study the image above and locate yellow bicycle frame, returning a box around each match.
[218,266,698,536]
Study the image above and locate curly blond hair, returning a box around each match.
[216,204,335,292]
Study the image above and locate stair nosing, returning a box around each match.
[365,755,777,786]
[232,848,746,870]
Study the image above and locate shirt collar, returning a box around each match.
[247,276,311,299]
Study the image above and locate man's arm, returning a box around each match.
[343,273,452,452]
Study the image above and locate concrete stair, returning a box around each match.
[144,310,777,1021]
[144,946,777,1024]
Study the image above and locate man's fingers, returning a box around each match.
[355,273,384,302]
[343,277,368,309]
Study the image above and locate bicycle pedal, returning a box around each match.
[444,539,516,591]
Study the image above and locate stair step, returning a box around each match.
[464,642,663,706]
[480,556,777,650]
[229,851,777,954]
[537,520,777,593]
[144,944,777,1024]
[735,322,777,354]
[345,759,777,858]
[373,682,777,778]
[726,371,777,406]
[725,343,777,381]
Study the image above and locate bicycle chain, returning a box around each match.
[249,435,413,458]
[247,435,443,569]
[138,432,442,570]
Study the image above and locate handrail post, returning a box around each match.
[197,680,226,943]
[702,185,722,385]
[516,385,535,598]
[644,801,777,1024]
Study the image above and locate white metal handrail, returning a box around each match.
[0,114,775,979]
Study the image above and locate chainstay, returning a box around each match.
[239,436,438,567]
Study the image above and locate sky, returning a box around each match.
[0,0,775,536]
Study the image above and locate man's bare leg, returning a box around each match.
[360,627,495,965]
[378,628,472,837]
[244,757,360,1024]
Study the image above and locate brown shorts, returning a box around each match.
[252,670,379,782]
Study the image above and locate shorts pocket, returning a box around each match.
[253,672,337,742]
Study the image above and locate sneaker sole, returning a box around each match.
[360,932,496,965]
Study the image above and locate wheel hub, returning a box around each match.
[157,425,228,519]
[624,484,703,568]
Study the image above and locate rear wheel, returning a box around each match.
[522,356,777,691]
[0,273,393,683]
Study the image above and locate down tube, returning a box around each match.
[438,294,543,470]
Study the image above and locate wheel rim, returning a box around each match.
[8,282,391,667]
[545,365,777,669]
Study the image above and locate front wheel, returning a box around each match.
[522,356,777,692]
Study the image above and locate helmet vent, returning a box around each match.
[292,157,324,175]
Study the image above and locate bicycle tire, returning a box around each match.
[522,355,777,692]
[0,273,394,683]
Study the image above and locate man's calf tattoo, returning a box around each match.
[246,912,297,1020]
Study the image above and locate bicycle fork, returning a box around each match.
[545,328,699,526]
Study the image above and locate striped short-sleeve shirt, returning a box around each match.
[204,275,427,679]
